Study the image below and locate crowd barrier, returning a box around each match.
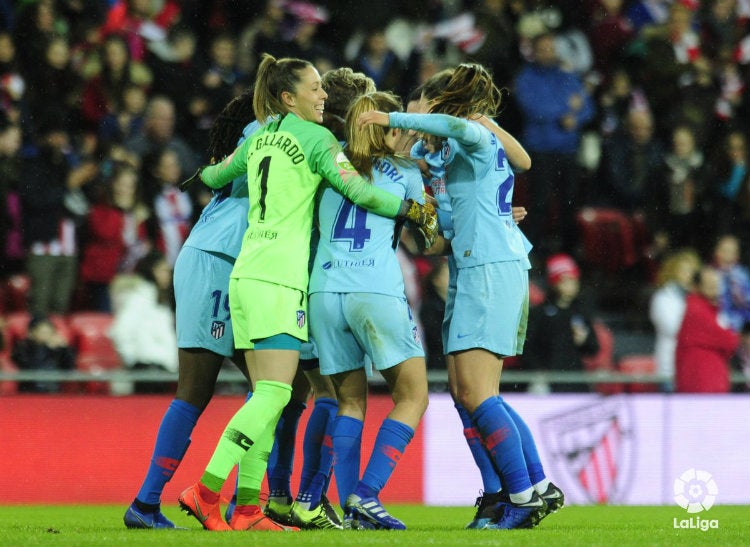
[1,392,747,506]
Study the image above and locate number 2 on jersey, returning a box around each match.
[332,200,371,251]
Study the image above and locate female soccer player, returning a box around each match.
[412,70,562,529]
[358,63,554,530]
[177,54,437,531]
[124,89,259,530]
[309,91,429,530]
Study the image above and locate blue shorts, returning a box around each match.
[309,292,424,376]
[446,260,529,357]
[441,256,458,353]
[174,247,236,357]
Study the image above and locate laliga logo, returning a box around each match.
[672,468,719,532]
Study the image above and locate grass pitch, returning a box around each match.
[1,504,747,547]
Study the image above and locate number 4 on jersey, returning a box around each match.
[332,200,371,251]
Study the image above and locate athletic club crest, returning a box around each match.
[539,397,635,504]
[296,310,306,328]
[210,320,225,339]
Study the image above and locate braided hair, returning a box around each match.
[206,86,256,163]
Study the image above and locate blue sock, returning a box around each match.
[356,418,414,498]
[456,403,502,493]
[267,398,306,500]
[332,415,363,509]
[501,398,547,484]
[296,397,337,508]
[471,396,531,495]
[136,399,201,505]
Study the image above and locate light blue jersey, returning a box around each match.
[175,121,258,354]
[411,140,453,239]
[390,112,528,268]
[309,156,424,297]
[182,121,260,257]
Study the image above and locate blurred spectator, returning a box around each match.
[99,0,181,62]
[124,95,201,174]
[419,258,448,372]
[12,0,68,70]
[653,125,707,250]
[11,314,75,393]
[470,0,523,87]
[699,0,747,61]
[514,31,595,258]
[703,129,750,244]
[109,251,177,394]
[598,108,665,215]
[711,234,750,332]
[98,83,148,146]
[649,248,701,391]
[522,254,600,392]
[353,28,407,97]
[144,25,204,140]
[81,34,152,130]
[19,117,98,315]
[141,147,191,267]
[586,0,636,81]
[595,67,650,139]
[79,162,151,312]
[281,4,337,74]
[0,116,22,275]
[675,265,740,393]
[237,0,288,75]
[23,35,82,130]
[0,31,26,125]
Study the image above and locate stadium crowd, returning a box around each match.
[0,0,750,393]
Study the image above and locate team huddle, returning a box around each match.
[123,53,564,532]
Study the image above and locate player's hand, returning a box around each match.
[512,206,527,224]
[400,199,438,250]
[357,110,390,128]
[179,167,204,192]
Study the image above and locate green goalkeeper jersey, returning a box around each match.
[200,112,403,292]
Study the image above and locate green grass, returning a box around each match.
[1,504,747,547]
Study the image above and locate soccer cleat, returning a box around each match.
[486,491,547,530]
[264,497,295,527]
[124,503,185,529]
[540,482,565,515]
[178,483,231,531]
[320,494,343,527]
[343,509,376,530]
[465,490,503,529]
[229,505,300,531]
[224,495,236,523]
[344,493,406,530]
[290,501,343,530]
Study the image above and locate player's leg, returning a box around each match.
[263,367,309,525]
[126,248,241,529]
[449,263,544,530]
[291,362,342,529]
[342,293,426,531]
[179,279,302,531]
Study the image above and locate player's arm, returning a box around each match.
[473,115,531,172]
[359,111,484,148]
[183,138,253,191]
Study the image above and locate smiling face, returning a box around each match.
[283,65,327,123]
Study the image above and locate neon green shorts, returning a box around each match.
[229,278,308,349]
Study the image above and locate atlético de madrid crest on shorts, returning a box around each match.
[211,320,225,339]
[296,310,306,328]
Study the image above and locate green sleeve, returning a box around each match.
[313,138,403,218]
[200,138,252,189]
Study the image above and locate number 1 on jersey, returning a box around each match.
[257,155,271,222]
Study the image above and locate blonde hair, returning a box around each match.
[253,53,313,123]
[345,91,404,179]
[655,248,701,288]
